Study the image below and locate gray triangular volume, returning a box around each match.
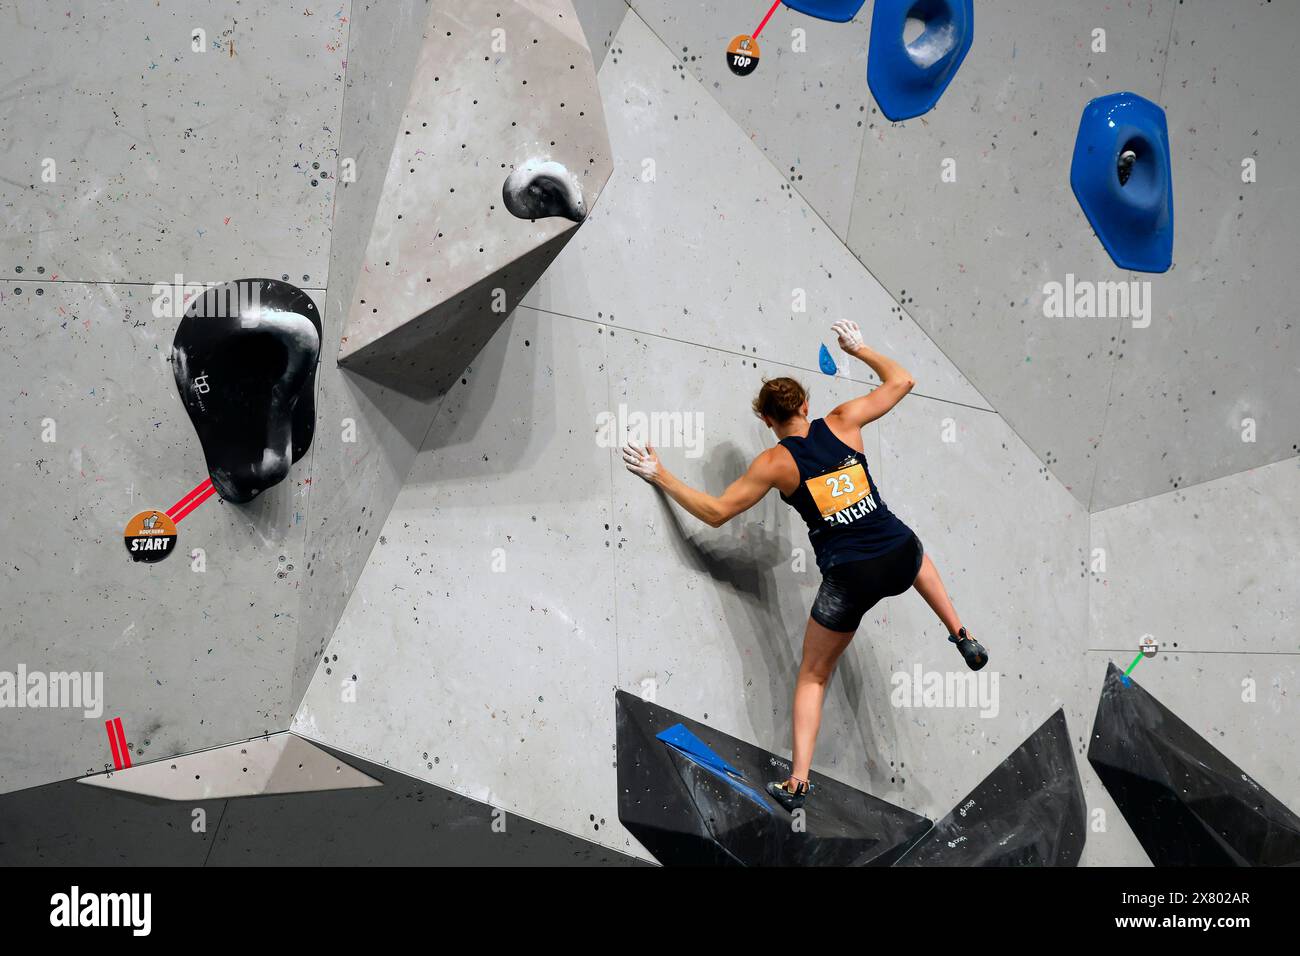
[894,709,1087,866]
[335,0,612,400]
[78,732,381,801]
[1088,662,1300,866]
[3,739,642,866]
[615,691,930,867]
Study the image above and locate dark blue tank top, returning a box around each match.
[779,419,913,572]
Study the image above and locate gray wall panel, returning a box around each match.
[1090,0,1300,509]
[629,0,871,239]
[845,1,1177,510]
[0,0,345,285]
[524,11,990,411]
[573,0,629,69]
[1089,457,1300,656]
[0,281,315,793]
[294,309,625,851]
[291,0,444,707]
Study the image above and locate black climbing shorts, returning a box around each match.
[810,533,924,633]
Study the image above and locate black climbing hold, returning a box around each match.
[1088,662,1300,866]
[170,278,321,504]
[894,708,1087,866]
[615,690,930,866]
[502,160,586,223]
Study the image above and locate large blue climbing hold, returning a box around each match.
[1070,92,1174,274]
[868,0,974,121]
[782,0,867,23]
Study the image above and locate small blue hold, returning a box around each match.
[1120,675,1131,687]
[1070,92,1174,273]
[818,343,839,375]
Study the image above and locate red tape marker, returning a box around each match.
[105,717,131,770]
[753,0,782,39]
[166,478,216,524]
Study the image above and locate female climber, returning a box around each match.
[621,320,988,812]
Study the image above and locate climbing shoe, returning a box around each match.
[949,627,988,671]
[766,778,811,812]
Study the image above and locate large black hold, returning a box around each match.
[1088,662,1300,866]
[170,279,321,504]
[894,708,1087,866]
[615,690,930,866]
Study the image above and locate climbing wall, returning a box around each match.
[0,1,349,793]
[292,0,614,705]
[0,0,615,808]
[625,1,1300,514]
[291,7,1098,861]
[2,0,1296,870]
[1086,0,1300,510]
[1085,457,1300,864]
[292,1,1298,865]
[289,0,440,712]
[844,0,1300,512]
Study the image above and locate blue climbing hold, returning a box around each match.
[782,0,867,23]
[818,343,839,375]
[1070,92,1174,273]
[868,0,974,121]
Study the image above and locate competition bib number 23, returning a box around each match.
[807,463,872,518]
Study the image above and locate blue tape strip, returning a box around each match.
[656,723,772,811]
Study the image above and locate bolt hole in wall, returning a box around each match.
[1117,138,1153,191]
